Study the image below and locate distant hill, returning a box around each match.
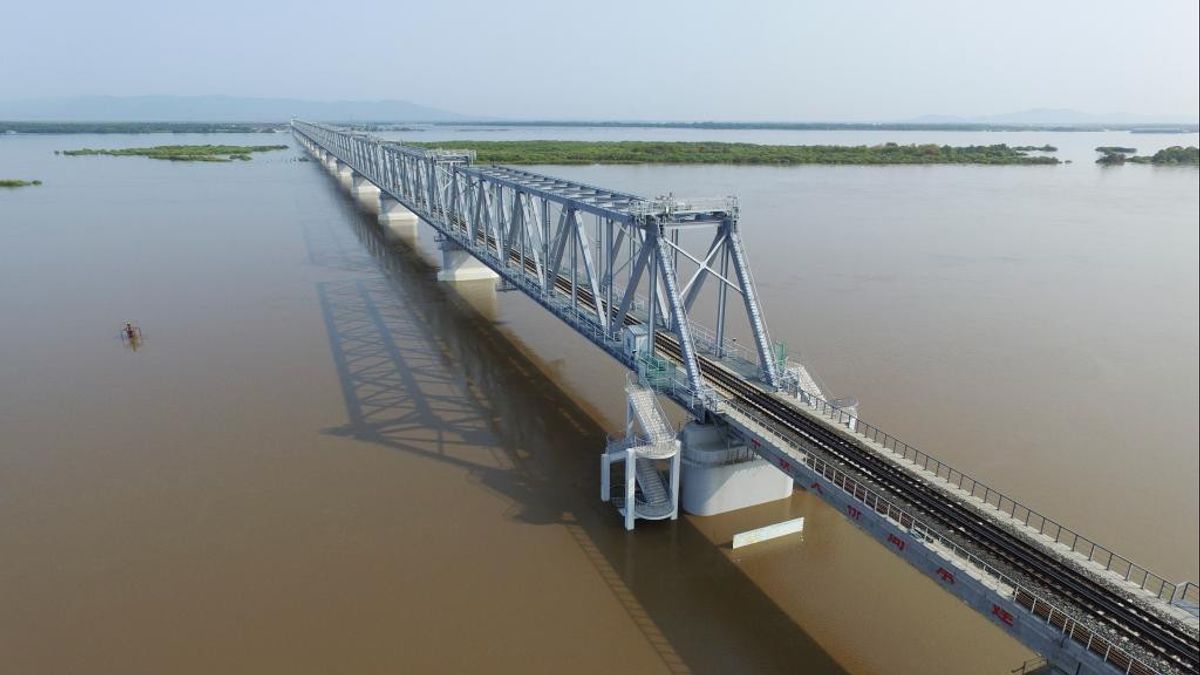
[0,95,466,122]
[904,108,1198,126]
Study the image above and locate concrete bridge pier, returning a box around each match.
[378,195,419,244]
[679,421,793,516]
[335,161,355,189]
[437,239,500,283]
[351,174,381,213]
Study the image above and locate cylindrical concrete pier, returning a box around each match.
[679,421,793,516]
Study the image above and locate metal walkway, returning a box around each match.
[628,385,674,444]
[291,121,1199,675]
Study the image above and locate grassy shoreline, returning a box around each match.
[0,179,41,187]
[411,140,1060,165]
[60,144,289,162]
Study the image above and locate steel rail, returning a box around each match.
[651,338,1198,673]
[404,176,1199,673]
[527,260,1197,671]
[528,251,1196,670]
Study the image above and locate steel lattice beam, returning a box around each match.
[291,120,783,398]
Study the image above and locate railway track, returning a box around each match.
[431,199,1200,672]
[653,335,1198,674]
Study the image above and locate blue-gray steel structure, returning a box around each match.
[296,122,783,400]
[292,121,1198,675]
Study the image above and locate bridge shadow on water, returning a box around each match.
[306,179,846,675]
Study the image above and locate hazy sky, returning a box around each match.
[3,0,1197,120]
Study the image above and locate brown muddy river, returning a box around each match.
[1,129,1196,673]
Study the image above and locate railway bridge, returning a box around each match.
[291,121,1199,675]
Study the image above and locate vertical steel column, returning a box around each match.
[715,231,730,357]
[726,224,780,388]
[646,224,658,358]
[570,216,578,313]
[624,449,636,531]
[605,218,614,333]
[655,241,703,392]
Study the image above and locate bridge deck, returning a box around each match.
[292,121,1199,675]
[715,398,1191,675]
[668,335,1198,673]
[771,386,1198,625]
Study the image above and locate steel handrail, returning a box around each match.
[718,394,1162,675]
[785,382,1188,604]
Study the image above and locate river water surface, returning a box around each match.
[1,128,1196,674]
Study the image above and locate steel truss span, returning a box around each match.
[292,121,1199,675]
[297,120,782,397]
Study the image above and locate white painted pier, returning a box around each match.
[351,173,381,213]
[679,421,794,516]
[437,240,500,282]
[378,195,419,244]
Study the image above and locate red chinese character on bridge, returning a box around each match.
[777,458,791,472]
[991,604,1015,626]
[847,505,862,521]
[887,534,907,552]
[810,482,824,494]
[936,567,956,584]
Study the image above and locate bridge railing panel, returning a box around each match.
[1174,581,1200,613]
[716,394,1165,675]
[784,383,1185,604]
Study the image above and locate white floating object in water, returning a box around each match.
[732,517,805,549]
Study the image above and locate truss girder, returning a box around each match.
[291,120,783,393]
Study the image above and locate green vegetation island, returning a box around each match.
[1013,144,1057,152]
[1095,146,1198,166]
[4,122,287,134]
[1096,146,1137,154]
[411,140,1060,165]
[60,144,289,162]
[0,179,42,188]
